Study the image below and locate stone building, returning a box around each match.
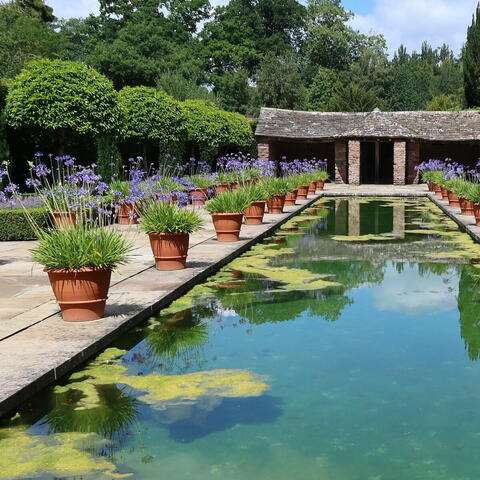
[255,107,480,185]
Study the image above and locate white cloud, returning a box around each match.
[49,0,99,19]
[351,0,477,55]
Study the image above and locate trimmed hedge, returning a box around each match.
[0,208,49,241]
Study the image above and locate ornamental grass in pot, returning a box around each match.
[464,184,480,225]
[205,188,252,242]
[294,174,311,201]
[32,226,132,322]
[264,177,290,214]
[243,184,268,225]
[314,170,329,191]
[140,201,203,271]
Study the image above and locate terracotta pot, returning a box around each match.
[244,201,266,225]
[433,183,442,196]
[463,200,475,216]
[190,188,208,206]
[211,213,243,242]
[118,202,138,225]
[459,197,467,215]
[52,211,77,229]
[148,232,189,271]
[267,194,286,214]
[308,182,317,195]
[46,267,112,322]
[475,203,480,226]
[215,184,230,195]
[316,180,326,191]
[230,182,239,190]
[448,191,461,208]
[427,182,434,192]
[440,187,449,201]
[296,185,309,201]
[284,190,298,206]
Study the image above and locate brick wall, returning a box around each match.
[393,141,406,185]
[335,141,348,184]
[348,140,360,186]
[257,142,270,162]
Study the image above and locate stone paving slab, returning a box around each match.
[0,195,323,417]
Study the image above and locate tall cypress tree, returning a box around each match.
[464,3,480,107]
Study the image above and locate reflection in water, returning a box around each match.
[3,197,480,480]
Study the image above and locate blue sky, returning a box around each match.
[45,0,477,55]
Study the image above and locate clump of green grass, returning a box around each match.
[205,188,253,213]
[140,202,203,234]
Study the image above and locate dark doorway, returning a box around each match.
[360,142,393,184]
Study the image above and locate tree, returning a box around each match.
[16,0,55,22]
[329,84,384,112]
[307,67,344,111]
[252,53,306,111]
[0,2,66,79]
[425,94,462,111]
[118,86,186,162]
[212,69,251,113]
[157,71,217,103]
[464,4,480,107]
[6,59,121,154]
[305,0,374,70]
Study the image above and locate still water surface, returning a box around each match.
[2,197,480,480]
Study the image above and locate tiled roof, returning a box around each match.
[255,108,480,141]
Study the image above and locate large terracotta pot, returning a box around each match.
[440,187,449,201]
[52,211,77,229]
[148,232,189,271]
[211,213,243,242]
[427,182,434,192]
[448,191,461,208]
[474,203,480,226]
[308,182,317,195]
[433,183,442,196]
[118,202,138,225]
[46,267,112,322]
[463,200,475,216]
[215,184,230,195]
[316,180,326,191]
[190,188,208,206]
[244,201,266,225]
[296,185,309,201]
[230,182,239,190]
[267,194,286,214]
[284,190,298,206]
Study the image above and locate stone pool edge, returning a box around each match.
[0,194,323,418]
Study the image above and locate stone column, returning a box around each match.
[257,142,270,162]
[334,141,348,184]
[348,140,361,186]
[393,141,406,185]
[406,142,421,184]
[348,200,360,236]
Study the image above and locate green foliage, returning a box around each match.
[307,67,344,111]
[190,174,215,189]
[118,86,186,146]
[183,100,254,159]
[96,136,121,181]
[0,208,48,241]
[253,53,306,111]
[140,201,204,234]
[157,71,217,103]
[16,0,55,22]
[243,183,268,202]
[31,226,132,269]
[0,2,66,79]
[463,183,480,203]
[464,4,480,107]
[329,84,384,112]
[426,94,462,111]
[205,188,253,213]
[6,59,120,147]
[263,177,291,196]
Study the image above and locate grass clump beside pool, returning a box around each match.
[31,226,132,270]
[205,188,252,213]
[140,202,204,234]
